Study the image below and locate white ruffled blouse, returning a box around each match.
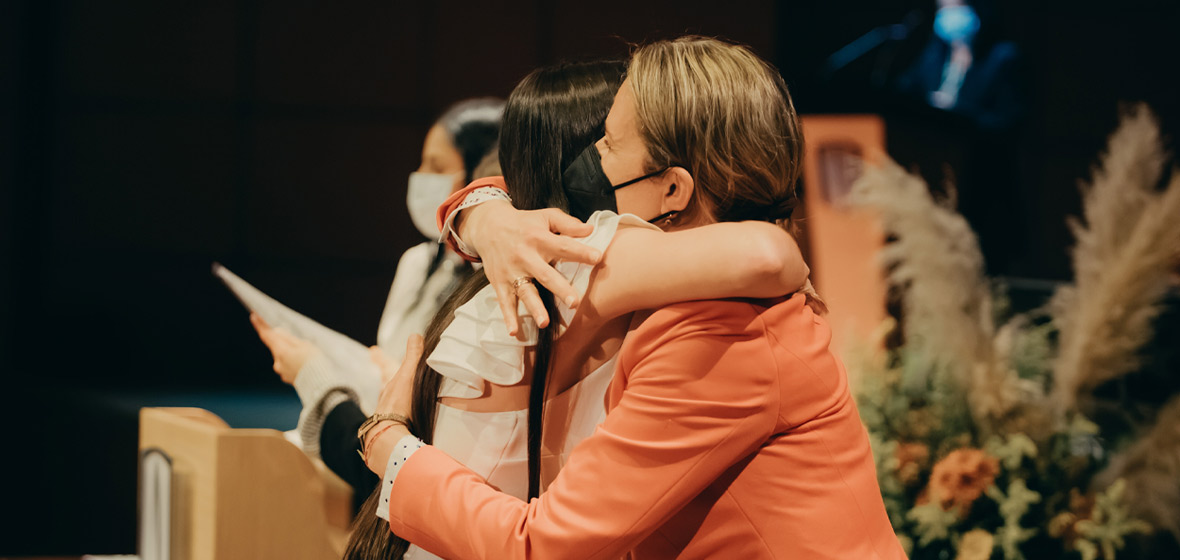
[402,211,656,560]
[427,210,657,400]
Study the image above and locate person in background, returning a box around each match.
[378,98,504,361]
[894,0,1025,274]
[250,98,503,508]
[896,0,1021,130]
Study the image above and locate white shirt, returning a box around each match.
[377,241,469,362]
[395,212,658,560]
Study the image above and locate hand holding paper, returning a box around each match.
[250,312,320,385]
[213,263,382,413]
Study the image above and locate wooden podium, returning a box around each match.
[138,407,353,560]
[799,115,889,352]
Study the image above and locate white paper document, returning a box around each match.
[212,263,381,413]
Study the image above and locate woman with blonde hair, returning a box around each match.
[362,36,904,559]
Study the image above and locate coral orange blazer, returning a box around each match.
[387,294,906,559]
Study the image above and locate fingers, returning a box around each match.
[249,312,269,333]
[543,209,594,238]
[497,272,550,332]
[251,313,281,349]
[369,345,389,367]
[540,209,601,264]
[393,335,424,386]
[492,282,522,337]
[269,325,300,346]
[376,335,424,419]
[545,236,603,267]
[403,334,424,364]
[477,206,598,330]
[523,254,581,309]
[371,346,395,383]
[516,282,549,329]
[250,314,297,346]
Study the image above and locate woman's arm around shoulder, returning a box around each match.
[585,220,809,320]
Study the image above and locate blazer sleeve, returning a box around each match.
[385,301,779,560]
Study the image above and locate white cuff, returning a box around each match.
[441,186,513,260]
[375,434,425,522]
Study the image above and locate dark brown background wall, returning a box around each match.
[5,1,780,395]
[1,1,783,554]
[1,0,1177,554]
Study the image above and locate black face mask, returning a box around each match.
[561,143,669,222]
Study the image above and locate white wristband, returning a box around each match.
[442,187,512,260]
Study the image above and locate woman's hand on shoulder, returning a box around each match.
[249,313,320,385]
[459,200,602,335]
[371,336,421,420]
[364,336,422,475]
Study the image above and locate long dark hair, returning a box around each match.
[344,271,487,560]
[344,60,624,559]
[498,60,626,499]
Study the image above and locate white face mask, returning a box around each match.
[406,171,460,240]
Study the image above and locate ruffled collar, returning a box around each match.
[425,211,656,398]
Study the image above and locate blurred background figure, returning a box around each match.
[250,98,502,510]
[375,98,502,362]
[821,0,1025,274]
[892,0,1024,275]
[896,0,1021,130]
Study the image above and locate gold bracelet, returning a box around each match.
[356,413,410,460]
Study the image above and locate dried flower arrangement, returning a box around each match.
[848,104,1180,559]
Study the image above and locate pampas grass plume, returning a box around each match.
[1051,104,1180,413]
[850,158,994,389]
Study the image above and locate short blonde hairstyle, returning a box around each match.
[627,36,804,226]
